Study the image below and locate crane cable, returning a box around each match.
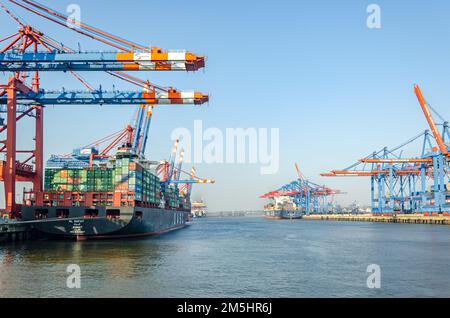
[10,0,148,52]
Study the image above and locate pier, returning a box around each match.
[303,214,450,225]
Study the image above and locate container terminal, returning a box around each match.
[0,0,214,241]
[260,163,343,219]
[260,85,450,225]
[321,85,450,217]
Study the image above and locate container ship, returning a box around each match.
[191,200,207,218]
[263,197,303,220]
[21,140,213,240]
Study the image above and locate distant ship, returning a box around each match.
[263,197,302,220]
[191,200,207,218]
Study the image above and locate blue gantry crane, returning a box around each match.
[322,85,450,215]
[0,89,208,106]
[155,139,214,209]
[261,163,343,215]
[0,50,205,72]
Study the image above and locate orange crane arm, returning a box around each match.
[322,169,430,177]
[295,162,309,189]
[360,158,432,163]
[414,84,448,155]
[326,170,396,176]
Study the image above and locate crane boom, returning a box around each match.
[187,167,196,197]
[167,139,179,183]
[0,51,205,72]
[0,62,199,72]
[139,105,154,157]
[132,105,146,152]
[414,84,448,155]
[0,51,204,63]
[360,158,432,163]
[0,90,209,105]
[171,179,215,185]
[323,169,430,177]
[175,149,185,181]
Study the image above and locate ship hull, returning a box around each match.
[264,210,303,220]
[20,206,189,240]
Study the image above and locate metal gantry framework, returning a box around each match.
[156,139,214,202]
[0,0,209,217]
[45,124,136,169]
[260,163,342,214]
[322,85,450,214]
[0,89,208,105]
[0,50,205,72]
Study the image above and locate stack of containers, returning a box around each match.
[45,168,113,192]
[91,168,113,192]
[113,157,161,205]
[128,161,143,202]
[142,169,161,204]
[113,157,130,191]
[45,157,162,206]
[156,177,162,203]
[44,169,57,190]
[165,185,180,208]
[75,170,88,191]
[45,168,86,191]
[178,194,190,210]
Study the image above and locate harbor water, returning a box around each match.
[0,217,449,298]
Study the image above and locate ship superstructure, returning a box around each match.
[191,200,208,218]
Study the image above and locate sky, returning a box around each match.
[1,0,450,211]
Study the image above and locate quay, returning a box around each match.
[303,214,450,225]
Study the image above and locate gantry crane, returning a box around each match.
[0,0,208,217]
[260,163,343,214]
[156,139,214,208]
[322,85,450,214]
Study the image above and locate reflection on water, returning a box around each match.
[2,239,163,278]
[1,218,450,297]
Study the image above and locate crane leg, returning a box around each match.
[5,78,17,217]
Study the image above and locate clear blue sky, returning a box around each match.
[1,0,450,211]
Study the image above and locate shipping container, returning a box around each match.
[43,157,162,206]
